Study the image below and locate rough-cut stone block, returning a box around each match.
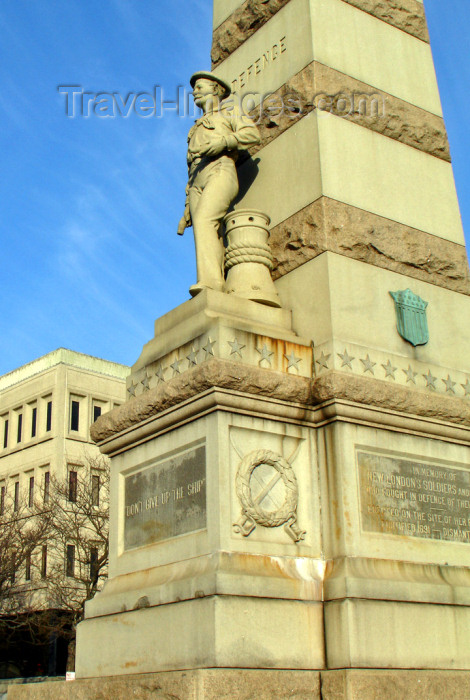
[247,62,450,163]
[269,197,470,295]
[7,669,322,700]
[321,669,470,700]
[10,669,470,699]
[212,0,428,68]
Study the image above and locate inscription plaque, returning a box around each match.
[124,445,206,550]
[358,450,470,543]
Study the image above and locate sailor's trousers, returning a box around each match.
[188,155,239,291]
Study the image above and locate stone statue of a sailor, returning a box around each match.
[177,71,260,297]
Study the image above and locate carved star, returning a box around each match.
[403,365,418,384]
[461,379,470,397]
[128,379,138,397]
[155,364,166,382]
[141,373,151,390]
[187,347,198,366]
[256,343,274,366]
[170,357,183,376]
[360,355,376,375]
[443,374,456,394]
[423,369,437,390]
[316,352,330,370]
[202,337,216,358]
[337,349,354,369]
[228,338,245,358]
[382,360,397,380]
[285,351,301,371]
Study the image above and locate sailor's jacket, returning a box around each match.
[186,106,260,168]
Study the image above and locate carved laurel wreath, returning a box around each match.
[235,449,299,527]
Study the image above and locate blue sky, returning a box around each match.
[0,0,468,377]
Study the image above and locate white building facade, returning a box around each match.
[0,349,128,511]
[0,349,129,677]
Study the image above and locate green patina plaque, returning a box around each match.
[390,289,429,347]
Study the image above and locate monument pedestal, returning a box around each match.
[10,293,470,698]
[76,290,325,678]
[73,287,470,683]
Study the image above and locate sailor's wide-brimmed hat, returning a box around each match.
[190,71,231,99]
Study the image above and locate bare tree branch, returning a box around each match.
[0,453,110,664]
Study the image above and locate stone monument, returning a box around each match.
[10,1,470,698]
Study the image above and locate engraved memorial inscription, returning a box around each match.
[124,445,206,550]
[358,450,470,543]
[230,36,287,94]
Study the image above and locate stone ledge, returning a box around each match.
[270,197,470,294]
[246,62,450,163]
[211,0,428,68]
[324,556,470,605]
[313,371,470,428]
[91,360,470,444]
[91,358,313,443]
[85,551,326,619]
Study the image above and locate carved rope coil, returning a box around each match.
[225,244,273,270]
[235,449,299,527]
[225,242,272,255]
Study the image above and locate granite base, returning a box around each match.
[8,669,470,700]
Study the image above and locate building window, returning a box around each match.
[66,545,75,578]
[17,414,23,443]
[14,481,19,512]
[68,470,78,503]
[25,552,32,581]
[0,486,5,516]
[31,407,37,438]
[44,471,50,504]
[3,419,8,449]
[70,401,80,432]
[93,405,102,423]
[28,476,34,508]
[91,475,100,507]
[90,547,98,581]
[46,401,52,432]
[41,545,47,578]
